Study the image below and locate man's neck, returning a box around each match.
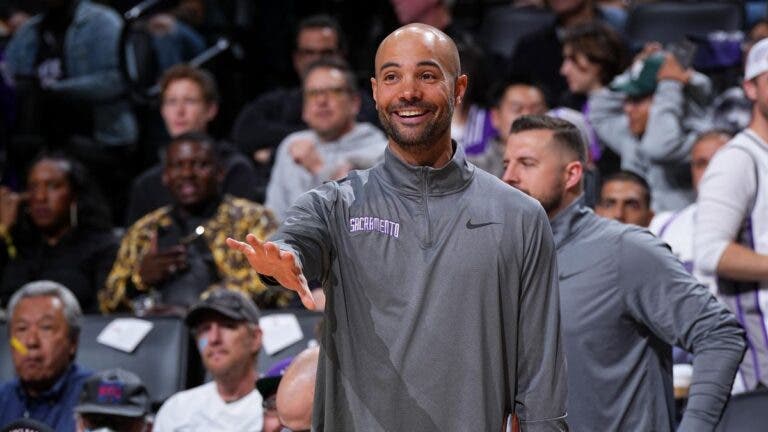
[214,366,257,403]
[547,192,580,221]
[749,112,768,143]
[388,136,454,168]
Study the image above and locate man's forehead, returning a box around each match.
[375,26,458,74]
[304,67,345,87]
[13,296,64,320]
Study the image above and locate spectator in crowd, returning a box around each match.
[559,20,627,175]
[3,0,137,217]
[0,154,118,312]
[503,115,745,431]
[0,281,91,432]
[276,346,319,431]
[256,358,294,432]
[0,418,54,432]
[265,58,386,221]
[695,38,768,395]
[74,368,151,432]
[595,170,654,227]
[101,133,287,313]
[650,130,730,277]
[508,0,625,108]
[125,64,259,225]
[468,78,548,178]
[228,24,567,431]
[153,288,265,431]
[589,47,713,212]
[230,14,379,203]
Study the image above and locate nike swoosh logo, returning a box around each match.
[466,219,500,229]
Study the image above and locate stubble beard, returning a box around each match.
[379,99,454,150]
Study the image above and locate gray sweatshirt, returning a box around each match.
[270,144,568,431]
[552,198,745,431]
[588,74,712,212]
[265,122,387,221]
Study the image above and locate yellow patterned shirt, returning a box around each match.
[100,195,292,312]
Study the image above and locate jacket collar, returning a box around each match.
[377,141,474,196]
[549,195,592,249]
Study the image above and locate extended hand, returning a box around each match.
[226,234,317,310]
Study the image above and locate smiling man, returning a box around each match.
[153,288,264,431]
[265,59,386,221]
[228,24,567,431]
[100,133,287,312]
[0,281,91,432]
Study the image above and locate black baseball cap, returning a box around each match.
[74,368,150,418]
[185,288,261,328]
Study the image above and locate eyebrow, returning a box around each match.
[378,60,442,72]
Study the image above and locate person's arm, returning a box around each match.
[694,147,768,280]
[227,182,339,310]
[513,206,568,431]
[621,230,746,431]
[264,138,298,221]
[587,87,637,158]
[48,12,126,102]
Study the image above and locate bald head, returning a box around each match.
[276,347,320,430]
[375,24,461,80]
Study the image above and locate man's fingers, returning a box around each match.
[226,237,254,255]
[295,274,317,311]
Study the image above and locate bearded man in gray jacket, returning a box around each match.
[504,114,745,432]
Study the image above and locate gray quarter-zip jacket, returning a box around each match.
[551,198,745,432]
[270,144,568,431]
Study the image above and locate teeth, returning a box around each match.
[398,110,424,117]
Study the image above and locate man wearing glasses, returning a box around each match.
[153,288,265,431]
[265,58,387,221]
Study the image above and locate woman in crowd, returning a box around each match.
[0,153,119,312]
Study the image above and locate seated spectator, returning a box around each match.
[276,346,319,432]
[101,133,287,313]
[589,48,712,212]
[256,357,294,432]
[1,419,54,432]
[265,59,386,221]
[74,368,151,432]
[650,130,730,277]
[508,0,625,108]
[230,14,379,202]
[0,281,91,432]
[153,288,264,431]
[468,78,548,178]
[595,170,654,227]
[125,64,259,225]
[560,21,627,175]
[0,154,118,312]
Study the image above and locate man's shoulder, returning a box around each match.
[160,381,215,408]
[128,206,172,234]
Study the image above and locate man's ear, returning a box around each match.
[251,326,263,355]
[744,79,758,102]
[564,160,584,191]
[455,74,468,106]
[205,103,219,123]
[371,77,378,108]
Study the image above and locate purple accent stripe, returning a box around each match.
[754,290,768,378]
[736,295,761,387]
[658,210,684,238]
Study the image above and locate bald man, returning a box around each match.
[228,24,567,431]
[276,347,319,430]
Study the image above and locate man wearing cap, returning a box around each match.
[256,358,293,432]
[695,37,768,394]
[153,288,264,431]
[589,48,712,212]
[74,368,150,432]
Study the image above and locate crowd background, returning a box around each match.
[0,0,767,431]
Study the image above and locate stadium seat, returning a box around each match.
[715,388,768,431]
[479,5,556,64]
[625,1,744,48]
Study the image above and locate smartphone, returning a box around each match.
[666,39,697,69]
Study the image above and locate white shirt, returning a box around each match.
[153,381,264,432]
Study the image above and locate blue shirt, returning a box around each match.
[0,363,91,432]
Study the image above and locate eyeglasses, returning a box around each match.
[162,97,205,108]
[296,47,338,58]
[303,86,351,100]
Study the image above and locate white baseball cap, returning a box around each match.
[745,38,768,81]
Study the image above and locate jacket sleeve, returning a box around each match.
[619,229,746,431]
[514,205,569,432]
[637,79,700,164]
[270,183,336,285]
[265,135,300,221]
